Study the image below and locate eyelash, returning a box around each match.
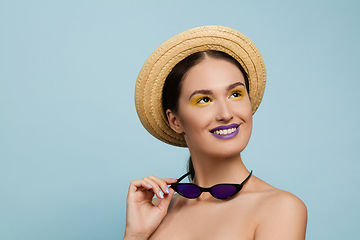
[193,89,245,105]
[197,96,212,104]
[230,90,243,99]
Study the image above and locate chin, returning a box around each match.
[188,137,249,159]
[211,143,247,159]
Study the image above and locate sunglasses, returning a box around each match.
[171,170,252,200]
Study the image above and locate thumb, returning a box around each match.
[156,188,175,213]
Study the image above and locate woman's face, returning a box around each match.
[168,57,253,158]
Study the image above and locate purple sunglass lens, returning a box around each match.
[177,184,201,198]
[211,185,237,199]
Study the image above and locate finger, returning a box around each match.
[157,187,176,213]
[162,177,178,184]
[147,175,173,196]
[129,179,154,192]
[143,177,165,199]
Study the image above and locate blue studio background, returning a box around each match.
[1,1,359,239]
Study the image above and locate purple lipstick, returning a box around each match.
[210,123,240,139]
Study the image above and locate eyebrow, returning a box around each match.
[188,82,245,100]
[227,82,245,91]
[188,90,212,100]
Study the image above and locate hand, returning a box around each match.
[124,175,177,239]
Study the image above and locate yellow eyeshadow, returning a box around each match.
[189,95,211,106]
[229,87,247,99]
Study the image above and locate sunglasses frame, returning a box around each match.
[171,170,252,200]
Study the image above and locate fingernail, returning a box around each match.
[171,178,177,180]
[165,187,170,194]
[159,191,164,198]
[147,183,152,188]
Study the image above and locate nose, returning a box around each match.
[215,100,233,122]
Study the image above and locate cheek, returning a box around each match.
[244,105,253,135]
[179,110,204,133]
[177,99,209,134]
[236,100,253,131]
[178,109,213,146]
[247,115,253,133]
[243,97,253,117]
[245,104,253,122]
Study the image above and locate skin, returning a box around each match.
[124,58,307,240]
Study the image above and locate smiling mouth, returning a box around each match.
[212,127,237,135]
[210,123,240,139]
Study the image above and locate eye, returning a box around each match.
[229,90,243,99]
[189,95,212,106]
[197,96,211,104]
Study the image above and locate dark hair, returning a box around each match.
[162,50,249,181]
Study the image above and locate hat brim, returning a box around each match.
[135,26,266,147]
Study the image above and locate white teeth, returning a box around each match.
[213,127,237,135]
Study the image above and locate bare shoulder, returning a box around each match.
[248,176,306,212]
[259,188,307,215]
[251,177,307,240]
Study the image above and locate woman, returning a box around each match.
[124,26,307,239]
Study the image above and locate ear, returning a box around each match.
[166,109,184,134]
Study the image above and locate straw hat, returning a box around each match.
[135,26,266,147]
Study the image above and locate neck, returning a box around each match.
[189,150,250,188]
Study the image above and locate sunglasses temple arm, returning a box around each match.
[177,172,191,183]
[241,170,253,185]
